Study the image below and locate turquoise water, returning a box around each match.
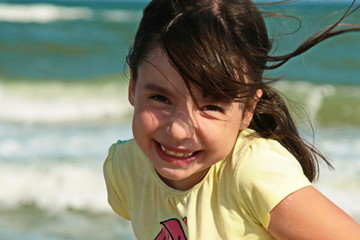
[0,0,359,239]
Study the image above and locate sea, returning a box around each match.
[0,0,359,239]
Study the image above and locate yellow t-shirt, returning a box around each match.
[103,129,311,240]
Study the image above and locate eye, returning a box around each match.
[149,94,170,104]
[202,105,224,113]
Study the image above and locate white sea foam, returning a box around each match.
[0,122,133,164]
[316,162,360,221]
[0,3,141,23]
[305,85,335,124]
[0,4,93,23]
[274,81,337,124]
[0,160,359,220]
[0,96,131,123]
[0,82,132,123]
[0,124,359,221]
[102,10,142,22]
[0,163,112,213]
[314,128,360,221]
[0,139,21,156]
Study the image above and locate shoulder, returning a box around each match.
[228,129,311,229]
[106,139,145,164]
[233,129,305,179]
[103,139,150,219]
[104,139,148,180]
[103,139,143,220]
[232,129,310,189]
[108,139,139,158]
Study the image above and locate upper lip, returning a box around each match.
[161,145,195,158]
[158,142,198,154]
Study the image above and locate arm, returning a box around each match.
[103,143,131,220]
[268,186,360,240]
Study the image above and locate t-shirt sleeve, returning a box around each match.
[234,138,312,230]
[103,143,131,220]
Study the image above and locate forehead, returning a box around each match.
[138,48,212,100]
[142,48,173,72]
[138,48,227,102]
[144,47,165,62]
[140,48,188,85]
[138,48,187,87]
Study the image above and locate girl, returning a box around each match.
[104,0,360,239]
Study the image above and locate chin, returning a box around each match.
[155,166,192,180]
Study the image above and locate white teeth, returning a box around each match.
[161,145,194,158]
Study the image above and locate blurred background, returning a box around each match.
[0,0,359,239]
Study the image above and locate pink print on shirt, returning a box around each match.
[154,217,187,240]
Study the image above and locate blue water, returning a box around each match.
[0,0,359,83]
[0,1,359,239]
[0,0,147,80]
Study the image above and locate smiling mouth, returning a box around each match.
[155,142,201,166]
[160,145,195,158]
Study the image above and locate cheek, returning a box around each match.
[197,120,237,146]
[132,110,158,154]
[132,108,164,134]
[196,116,242,153]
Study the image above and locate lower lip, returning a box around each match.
[154,142,200,166]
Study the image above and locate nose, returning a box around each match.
[166,111,195,141]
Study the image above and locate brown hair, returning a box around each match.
[126,0,360,182]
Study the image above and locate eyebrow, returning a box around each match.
[143,83,170,95]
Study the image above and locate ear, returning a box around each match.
[128,67,135,106]
[240,89,263,130]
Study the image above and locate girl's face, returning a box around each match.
[129,48,254,190]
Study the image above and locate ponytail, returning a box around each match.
[248,0,360,182]
[250,85,331,182]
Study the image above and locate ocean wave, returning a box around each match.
[0,124,359,219]
[315,159,360,220]
[0,3,142,23]
[273,81,360,126]
[0,121,133,164]
[0,161,359,219]
[0,3,93,23]
[0,96,131,123]
[0,81,132,123]
[102,9,142,22]
[0,163,111,213]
